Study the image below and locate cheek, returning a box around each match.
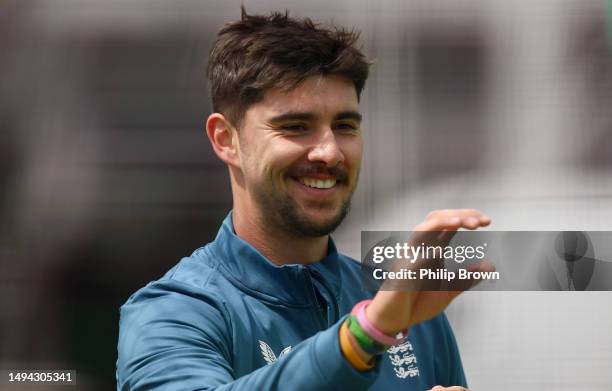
[342,137,363,169]
[255,142,305,178]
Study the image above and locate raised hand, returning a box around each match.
[365,209,492,335]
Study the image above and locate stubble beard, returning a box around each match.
[251,180,354,238]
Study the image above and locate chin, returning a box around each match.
[289,204,349,237]
[304,211,340,227]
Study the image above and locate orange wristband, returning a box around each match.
[339,321,374,371]
[345,322,375,364]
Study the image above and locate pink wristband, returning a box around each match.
[351,299,369,316]
[354,299,408,346]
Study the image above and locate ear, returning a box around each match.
[205,113,240,167]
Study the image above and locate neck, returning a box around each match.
[232,202,329,266]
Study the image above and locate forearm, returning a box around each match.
[119,317,379,391]
[213,320,378,391]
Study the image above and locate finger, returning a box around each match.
[478,213,491,226]
[470,259,496,272]
[450,209,490,230]
[427,208,483,220]
[414,216,462,232]
[420,210,491,231]
[433,209,490,223]
[462,260,496,290]
[437,260,496,292]
[416,216,483,232]
[462,215,482,230]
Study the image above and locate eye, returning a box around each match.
[334,122,359,132]
[280,123,308,132]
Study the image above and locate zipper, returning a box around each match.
[302,267,327,330]
[308,268,340,328]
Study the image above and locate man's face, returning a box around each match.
[235,75,363,238]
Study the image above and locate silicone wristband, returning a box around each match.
[347,315,388,355]
[354,299,408,346]
[344,321,375,364]
[351,299,369,316]
[339,320,374,371]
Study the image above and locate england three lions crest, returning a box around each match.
[387,340,419,379]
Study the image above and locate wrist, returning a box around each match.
[366,291,416,335]
[339,320,376,371]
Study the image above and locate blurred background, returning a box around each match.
[1,0,611,389]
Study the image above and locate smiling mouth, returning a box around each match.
[297,177,338,189]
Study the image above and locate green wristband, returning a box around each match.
[347,315,389,355]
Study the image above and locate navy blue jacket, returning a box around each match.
[117,213,467,390]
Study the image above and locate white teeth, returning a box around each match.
[299,177,337,189]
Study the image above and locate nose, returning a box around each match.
[307,128,344,167]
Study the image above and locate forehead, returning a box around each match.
[249,75,359,118]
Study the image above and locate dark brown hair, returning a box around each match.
[206,7,370,127]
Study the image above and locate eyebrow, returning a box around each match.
[267,111,362,124]
[335,111,363,122]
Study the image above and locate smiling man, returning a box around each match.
[116,8,490,391]
[223,74,363,264]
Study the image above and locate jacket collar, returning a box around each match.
[208,212,342,306]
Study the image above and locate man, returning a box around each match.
[116,8,491,390]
